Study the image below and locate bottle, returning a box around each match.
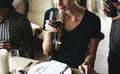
[107,0,117,17]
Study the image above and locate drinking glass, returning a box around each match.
[49,8,64,50]
[9,49,19,74]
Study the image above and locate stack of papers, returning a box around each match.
[28,60,71,74]
[41,60,68,74]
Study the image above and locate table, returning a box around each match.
[10,57,80,74]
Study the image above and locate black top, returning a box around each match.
[43,8,101,68]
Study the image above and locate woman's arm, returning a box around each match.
[85,38,99,65]
[42,20,58,56]
[42,31,54,56]
[11,18,33,58]
[79,38,99,74]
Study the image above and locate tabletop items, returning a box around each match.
[0,55,79,74]
[19,62,33,74]
[28,60,72,74]
[9,49,19,74]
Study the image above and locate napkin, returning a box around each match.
[40,60,68,74]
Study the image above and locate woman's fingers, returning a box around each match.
[88,66,96,74]
[79,65,85,74]
[79,62,97,74]
[45,23,58,32]
[103,0,110,16]
[83,64,90,74]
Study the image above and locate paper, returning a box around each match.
[41,60,68,74]
[28,60,72,74]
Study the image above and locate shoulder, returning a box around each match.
[7,10,30,26]
[8,10,27,19]
[85,9,100,21]
[84,9,101,29]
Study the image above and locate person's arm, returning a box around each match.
[103,0,120,20]
[84,38,99,66]
[21,17,33,52]
[13,16,33,58]
[42,20,58,56]
[79,38,99,74]
[42,8,60,56]
[79,12,101,74]
[42,31,54,56]
[103,0,110,16]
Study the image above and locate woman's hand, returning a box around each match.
[79,62,96,74]
[45,20,59,32]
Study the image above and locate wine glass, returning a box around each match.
[9,49,19,74]
[49,8,64,50]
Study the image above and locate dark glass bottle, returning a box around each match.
[107,0,117,17]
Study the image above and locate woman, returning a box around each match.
[42,0,101,73]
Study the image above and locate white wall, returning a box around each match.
[28,0,53,26]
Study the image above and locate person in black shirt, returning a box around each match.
[42,0,101,74]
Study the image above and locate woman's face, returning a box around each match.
[53,0,75,11]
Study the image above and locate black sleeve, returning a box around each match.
[90,15,101,38]
[43,9,50,30]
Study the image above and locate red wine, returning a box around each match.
[51,21,63,28]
